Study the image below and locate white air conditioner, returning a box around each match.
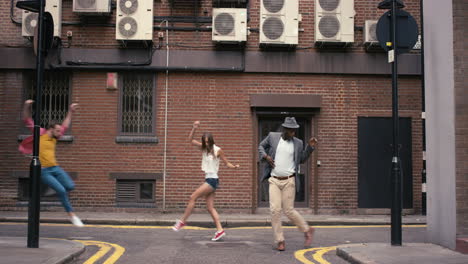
[73,0,111,13]
[22,0,62,37]
[364,20,378,43]
[212,8,247,43]
[315,0,355,43]
[259,0,300,45]
[116,0,154,41]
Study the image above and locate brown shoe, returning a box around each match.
[304,227,315,247]
[276,241,285,251]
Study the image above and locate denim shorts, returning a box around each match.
[205,178,219,190]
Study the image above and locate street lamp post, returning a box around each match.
[377,0,417,246]
[16,0,47,248]
[389,0,402,246]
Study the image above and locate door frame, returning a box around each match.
[252,108,318,210]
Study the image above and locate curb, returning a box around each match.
[51,240,86,264]
[0,217,426,227]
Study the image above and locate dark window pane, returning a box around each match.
[139,182,153,200]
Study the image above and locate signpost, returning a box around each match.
[376,0,419,246]
[16,0,54,248]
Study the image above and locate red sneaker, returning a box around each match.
[172,220,185,231]
[211,230,225,241]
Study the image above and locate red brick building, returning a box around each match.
[0,0,423,214]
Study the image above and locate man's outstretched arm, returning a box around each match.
[61,103,78,129]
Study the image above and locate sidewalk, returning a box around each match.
[1,211,466,264]
[337,243,468,264]
[0,237,84,264]
[0,211,427,227]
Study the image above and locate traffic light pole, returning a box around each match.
[390,0,402,246]
[27,0,46,248]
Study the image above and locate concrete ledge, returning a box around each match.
[336,243,468,264]
[0,237,85,264]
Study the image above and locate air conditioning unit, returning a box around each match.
[259,0,300,46]
[315,0,355,43]
[364,20,378,44]
[73,0,111,14]
[116,0,154,41]
[22,0,62,37]
[212,8,247,43]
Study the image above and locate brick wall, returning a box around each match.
[453,0,468,237]
[0,71,422,213]
[0,0,423,213]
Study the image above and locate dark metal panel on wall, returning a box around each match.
[250,94,322,108]
[0,48,420,75]
[245,51,421,75]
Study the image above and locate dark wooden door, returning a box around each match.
[358,117,413,208]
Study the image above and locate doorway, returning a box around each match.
[358,117,413,208]
[257,115,312,208]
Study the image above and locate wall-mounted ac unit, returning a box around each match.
[116,0,154,41]
[73,0,111,14]
[259,0,300,46]
[212,8,247,43]
[364,20,378,44]
[22,0,62,37]
[315,0,355,43]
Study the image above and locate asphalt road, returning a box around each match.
[0,223,427,264]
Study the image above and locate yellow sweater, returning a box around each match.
[39,134,58,168]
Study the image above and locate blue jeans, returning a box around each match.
[41,166,75,212]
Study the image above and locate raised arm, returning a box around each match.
[189,121,202,147]
[61,103,78,129]
[22,100,34,131]
[218,149,240,169]
[299,137,318,163]
[23,100,33,120]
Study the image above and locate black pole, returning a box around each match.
[27,0,46,248]
[420,0,427,216]
[390,0,402,246]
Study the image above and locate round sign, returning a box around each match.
[376,9,419,54]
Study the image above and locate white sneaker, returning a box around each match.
[70,215,84,227]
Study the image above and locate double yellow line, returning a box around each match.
[74,240,125,264]
[295,246,337,264]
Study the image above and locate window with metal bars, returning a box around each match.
[22,71,71,134]
[119,73,155,136]
[116,180,155,203]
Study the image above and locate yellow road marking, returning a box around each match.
[76,241,112,264]
[74,240,126,264]
[295,246,336,264]
[101,241,125,264]
[313,246,336,264]
[0,222,426,229]
[295,248,318,264]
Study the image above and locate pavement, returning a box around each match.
[0,211,467,264]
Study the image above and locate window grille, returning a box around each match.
[24,71,71,129]
[120,74,154,135]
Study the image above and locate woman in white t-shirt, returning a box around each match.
[172,121,239,241]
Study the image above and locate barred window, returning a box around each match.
[23,71,71,130]
[119,74,155,135]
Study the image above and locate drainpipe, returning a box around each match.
[420,0,427,215]
[163,20,169,212]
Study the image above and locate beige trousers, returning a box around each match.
[269,177,309,243]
